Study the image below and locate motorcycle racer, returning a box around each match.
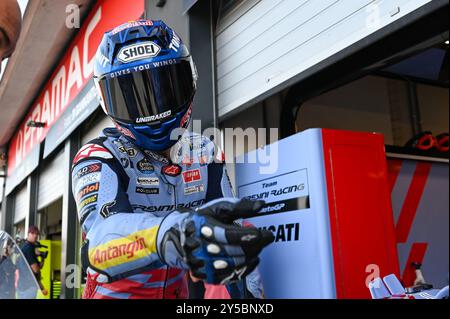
[71,20,273,299]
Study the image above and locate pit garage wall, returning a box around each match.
[222,75,449,289]
[215,0,434,119]
[222,75,449,188]
[297,76,449,146]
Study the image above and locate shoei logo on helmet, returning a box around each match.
[117,41,161,63]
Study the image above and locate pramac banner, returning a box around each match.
[7,0,144,177]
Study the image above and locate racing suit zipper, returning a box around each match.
[163,183,177,299]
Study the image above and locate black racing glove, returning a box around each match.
[157,198,274,285]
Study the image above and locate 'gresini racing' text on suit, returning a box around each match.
[71,128,260,299]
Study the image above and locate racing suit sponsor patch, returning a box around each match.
[162,164,182,177]
[100,201,117,219]
[136,177,159,186]
[145,150,170,164]
[137,159,154,173]
[182,169,201,184]
[78,194,98,211]
[184,184,205,195]
[120,158,130,168]
[136,187,159,195]
[77,182,100,200]
[79,205,97,226]
[131,199,205,213]
[73,144,113,165]
[118,146,137,157]
[74,172,101,190]
[88,227,158,271]
[75,163,102,178]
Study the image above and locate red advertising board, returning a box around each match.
[7,0,144,176]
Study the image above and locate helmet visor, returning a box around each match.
[97,58,195,125]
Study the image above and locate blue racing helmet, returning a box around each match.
[93,20,197,151]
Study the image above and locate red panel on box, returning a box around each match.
[321,129,400,299]
[395,162,432,243]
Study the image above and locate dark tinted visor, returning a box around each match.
[97,58,195,124]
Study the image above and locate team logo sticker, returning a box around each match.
[117,41,161,63]
[136,187,159,195]
[182,169,201,184]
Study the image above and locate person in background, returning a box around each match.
[0,0,22,68]
[18,226,48,298]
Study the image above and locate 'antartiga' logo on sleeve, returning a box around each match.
[88,227,158,270]
[117,41,161,63]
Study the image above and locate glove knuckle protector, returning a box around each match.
[157,198,274,285]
